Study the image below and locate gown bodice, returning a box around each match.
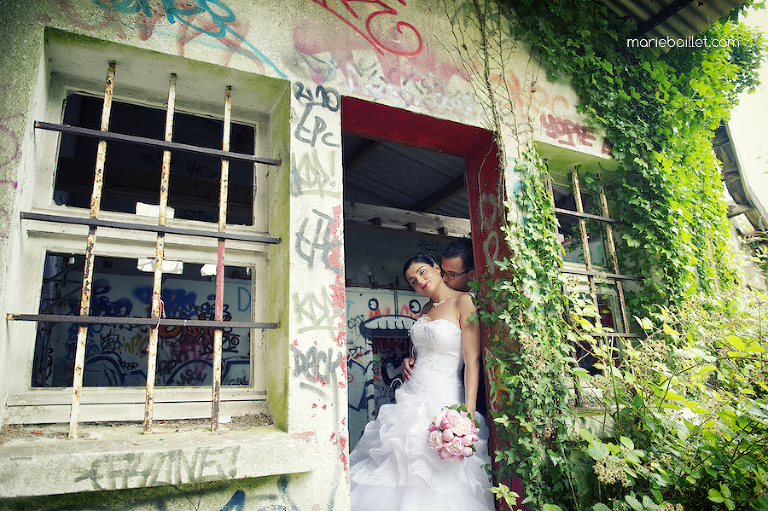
[398,316,464,408]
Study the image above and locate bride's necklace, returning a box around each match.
[432,294,450,307]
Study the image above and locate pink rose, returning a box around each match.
[442,429,454,441]
[461,435,475,447]
[461,446,473,457]
[445,438,465,457]
[433,408,448,425]
[428,430,443,450]
[451,416,473,437]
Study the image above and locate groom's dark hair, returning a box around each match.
[402,253,439,278]
[443,237,474,272]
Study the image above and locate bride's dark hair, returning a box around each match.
[402,253,440,278]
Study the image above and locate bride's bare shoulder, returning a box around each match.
[456,291,476,306]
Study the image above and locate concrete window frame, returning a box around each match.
[4,30,286,426]
[0,30,321,500]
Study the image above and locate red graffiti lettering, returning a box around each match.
[540,114,598,148]
[311,0,422,56]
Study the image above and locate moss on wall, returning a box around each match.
[265,82,292,432]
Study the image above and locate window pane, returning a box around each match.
[32,253,252,387]
[558,216,608,266]
[53,94,255,225]
[572,293,621,374]
[552,184,608,267]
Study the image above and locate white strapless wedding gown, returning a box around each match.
[349,317,494,511]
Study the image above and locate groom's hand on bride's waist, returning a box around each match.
[402,356,415,381]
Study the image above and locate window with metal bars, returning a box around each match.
[6,57,286,437]
[548,169,642,376]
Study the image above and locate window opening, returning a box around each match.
[547,168,641,383]
[7,62,281,437]
[54,93,256,225]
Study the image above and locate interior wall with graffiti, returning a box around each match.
[346,288,427,450]
[32,253,253,388]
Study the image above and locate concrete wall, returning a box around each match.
[0,1,609,509]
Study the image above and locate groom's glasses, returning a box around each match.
[443,269,473,281]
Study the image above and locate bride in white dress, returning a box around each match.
[349,254,494,511]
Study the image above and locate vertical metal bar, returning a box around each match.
[571,168,598,309]
[545,174,563,253]
[597,175,630,335]
[211,86,231,431]
[144,73,177,434]
[69,62,116,439]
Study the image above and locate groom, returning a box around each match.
[402,238,487,415]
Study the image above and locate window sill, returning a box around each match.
[0,423,319,498]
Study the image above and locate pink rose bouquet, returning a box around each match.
[427,404,480,462]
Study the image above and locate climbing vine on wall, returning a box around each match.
[447,0,766,509]
[511,0,766,307]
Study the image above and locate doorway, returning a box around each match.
[341,97,499,448]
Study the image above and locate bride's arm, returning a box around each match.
[458,293,481,417]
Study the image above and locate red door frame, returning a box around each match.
[342,96,524,509]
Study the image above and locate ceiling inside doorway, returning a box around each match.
[342,134,470,220]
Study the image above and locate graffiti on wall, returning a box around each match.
[293,82,340,148]
[60,0,287,77]
[290,82,343,198]
[291,1,476,117]
[74,446,240,490]
[540,113,613,155]
[309,0,423,56]
[345,289,426,449]
[295,208,344,275]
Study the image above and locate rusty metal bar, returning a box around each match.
[571,168,599,310]
[211,86,232,432]
[6,313,277,329]
[547,172,585,407]
[19,212,280,244]
[561,267,641,281]
[144,73,176,434]
[34,121,281,166]
[552,207,619,224]
[69,61,115,439]
[598,176,631,336]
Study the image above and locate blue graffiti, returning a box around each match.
[237,286,250,312]
[92,0,288,79]
[220,490,245,511]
